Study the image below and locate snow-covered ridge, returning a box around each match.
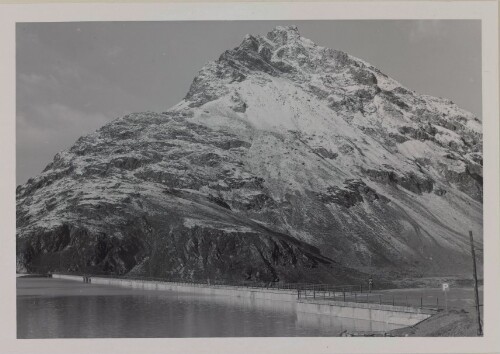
[181,26,480,139]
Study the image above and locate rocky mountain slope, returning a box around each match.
[16,26,483,283]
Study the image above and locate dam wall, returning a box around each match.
[297,299,434,326]
[51,274,435,326]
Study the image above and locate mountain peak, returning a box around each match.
[266,25,301,45]
[271,25,300,33]
[237,25,303,52]
[184,25,375,107]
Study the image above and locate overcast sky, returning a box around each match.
[16,20,481,185]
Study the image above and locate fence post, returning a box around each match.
[313,285,316,299]
[355,293,357,303]
[360,284,363,293]
[379,295,382,305]
[392,295,395,306]
[406,295,408,307]
[420,297,423,309]
[343,289,345,302]
[437,297,439,309]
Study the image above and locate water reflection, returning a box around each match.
[17,278,402,338]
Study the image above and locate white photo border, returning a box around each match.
[0,1,498,353]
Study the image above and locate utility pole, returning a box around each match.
[469,231,482,336]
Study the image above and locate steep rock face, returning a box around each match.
[16,26,482,281]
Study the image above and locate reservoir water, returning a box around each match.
[17,277,402,338]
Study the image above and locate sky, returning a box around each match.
[16,20,481,185]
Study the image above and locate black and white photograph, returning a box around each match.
[1,1,499,353]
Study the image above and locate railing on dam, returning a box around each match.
[298,287,441,310]
[49,272,442,310]
[50,271,361,294]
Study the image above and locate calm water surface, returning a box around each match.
[17,278,402,338]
